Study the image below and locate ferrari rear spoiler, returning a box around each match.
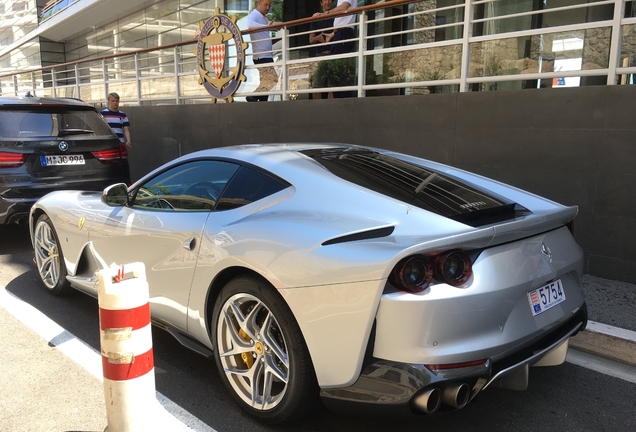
[396,205,579,255]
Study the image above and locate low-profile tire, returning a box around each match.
[211,275,319,424]
[33,214,72,296]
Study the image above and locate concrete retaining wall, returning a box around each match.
[123,85,636,284]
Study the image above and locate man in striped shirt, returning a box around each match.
[100,92,131,147]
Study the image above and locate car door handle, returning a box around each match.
[183,237,196,251]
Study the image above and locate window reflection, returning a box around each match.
[620,23,636,84]
[470,28,611,80]
[133,160,240,211]
[366,45,462,85]
[473,0,613,37]
[367,0,464,52]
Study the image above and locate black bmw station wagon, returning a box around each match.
[0,96,130,225]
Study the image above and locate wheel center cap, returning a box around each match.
[254,342,264,355]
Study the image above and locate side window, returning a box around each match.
[133,160,240,211]
[216,166,289,211]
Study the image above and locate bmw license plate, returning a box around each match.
[528,279,565,316]
[41,155,85,166]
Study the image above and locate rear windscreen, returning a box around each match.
[0,108,114,139]
[301,147,528,227]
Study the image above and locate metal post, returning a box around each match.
[281,28,288,101]
[135,53,141,105]
[31,72,36,96]
[607,0,626,85]
[103,59,108,103]
[174,48,181,105]
[459,0,474,92]
[357,12,367,98]
[75,63,81,99]
[51,68,57,98]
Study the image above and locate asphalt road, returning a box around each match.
[1,224,635,432]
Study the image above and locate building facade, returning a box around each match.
[1,1,636,102]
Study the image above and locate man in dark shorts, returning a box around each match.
[309,0,334,57]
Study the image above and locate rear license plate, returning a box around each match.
[528,279,565,316]
[41,155,85,166]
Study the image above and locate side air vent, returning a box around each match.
[322,226,395,246]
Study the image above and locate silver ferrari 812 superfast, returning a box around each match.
[30,143,587,424]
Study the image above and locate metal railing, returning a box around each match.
[1,0,635,106]
[40,0,79,23]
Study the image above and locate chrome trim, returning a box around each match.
[183,237,195,251]
[482,322,582,391]
[66,275,98,297]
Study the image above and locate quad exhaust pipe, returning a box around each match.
[413,388,442,414]
[442,383,471,409]
[413,383,471,414]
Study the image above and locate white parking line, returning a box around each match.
[0,285,215,432]
[566,348,636,384]
[585,320,636,343]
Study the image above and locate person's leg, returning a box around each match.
[330,30,343,54]
[254,57,275,101]
[330,28,356,98]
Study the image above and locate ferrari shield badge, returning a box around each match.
[195,8,248,103]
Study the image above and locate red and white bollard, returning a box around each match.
[98,262,156,432]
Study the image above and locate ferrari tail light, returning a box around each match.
[434,250,472,287]
[0,151,28,168]
[390,256,433,293]
[92,142,128,163]
[390,249,473,293]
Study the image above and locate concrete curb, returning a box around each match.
[569,321,636,367]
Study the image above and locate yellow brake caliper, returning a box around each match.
[239,328,254,368]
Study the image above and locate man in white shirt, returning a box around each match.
[313,0,356,54]
[312,0,357,97]
[247,0,277,101]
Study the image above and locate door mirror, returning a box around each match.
[102,183,129,206]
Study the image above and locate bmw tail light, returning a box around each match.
[390,255,433,293]
[0,151,28,168]
[434,250,472,287]
[390,250,473,293]
[92,142,128,163]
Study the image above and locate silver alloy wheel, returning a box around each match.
[216,292,290,410]
[34,219,61,289]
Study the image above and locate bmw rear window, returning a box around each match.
[301,147,529,227]
[0,108,114,139]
